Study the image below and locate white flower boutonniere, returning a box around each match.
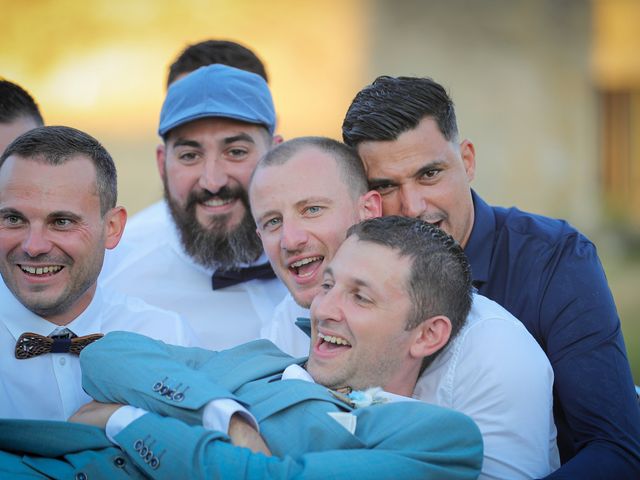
[347,387,389,408]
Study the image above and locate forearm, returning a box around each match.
[116,406,482,480]
[79,331,230,425]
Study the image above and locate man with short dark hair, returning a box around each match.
[100,64,287,350]
[0,126,194,420]
[342,75,640,479]
[0,78,44,153]
[249,136,558,479]
[167,39,268,87]
[0,216,484,480]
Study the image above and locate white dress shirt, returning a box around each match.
[100,201,288,351]
[261,293,311,357]
[0,282,197,421]
[265,292,560,480]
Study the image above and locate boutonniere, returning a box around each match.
[347,387,389,408]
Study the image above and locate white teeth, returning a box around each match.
[203,198,233,207]
[319,333,351,346]
[290,256,323,269]
[21,265,63,275]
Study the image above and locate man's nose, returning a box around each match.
[280,220,309,252]
[400,186,427,218]
[22,227,53,257]
[312,287,345,325]
[199,157,229,193]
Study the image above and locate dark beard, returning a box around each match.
[163,179,264,270]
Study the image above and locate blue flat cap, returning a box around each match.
[158,64,276,137]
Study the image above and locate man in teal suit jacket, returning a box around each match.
[0,217,483,479]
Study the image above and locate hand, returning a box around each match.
[68,400,123,429]
[228,413,272,456]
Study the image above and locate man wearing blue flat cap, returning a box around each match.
[100,64,287,350]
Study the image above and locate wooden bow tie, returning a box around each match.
[15,332,104,359]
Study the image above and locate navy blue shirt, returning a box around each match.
[465,191,640,479]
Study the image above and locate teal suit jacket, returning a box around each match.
[0,332,482,479]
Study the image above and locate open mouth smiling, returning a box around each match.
[202,197,234,207]
[317,332,352,353]
[19,265,64,276]
[288,256,324,278]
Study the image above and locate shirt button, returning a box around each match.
[114,456,126,468]
[75,473,88,480]
[59,357,66,366]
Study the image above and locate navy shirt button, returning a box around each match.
[114,456,126,468]
[75,473,88,480]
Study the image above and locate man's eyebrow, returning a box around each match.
[223,133,256,145]
[293,196,333,209]
[368,177,398,189]
[48,211,83,222]
[0,207,22,217]
[413,160,447,179]
[324,265,376,292]
[171,139,202,149]
[368,160,448,188]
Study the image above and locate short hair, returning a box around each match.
[347,216,472,368]
[167,39,268,87]
[342,75,458,147]
[0,79,44,126]
[254,136,368,198]
[0,126,117,216]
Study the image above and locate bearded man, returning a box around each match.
[100,65,286,350]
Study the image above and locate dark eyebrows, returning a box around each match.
[171,139,202,149]
[223,133,256,145]
[368,177,397,189]
[0,207,22,217]
[48,211,83,223]
[414,160,446,179]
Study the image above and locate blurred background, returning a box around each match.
[2,0,638,382]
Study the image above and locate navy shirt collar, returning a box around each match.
[464,190,495,287]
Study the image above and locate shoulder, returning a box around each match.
[460,294,549,368]
[493,203,592,252]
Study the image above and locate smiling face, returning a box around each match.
[159,117,272,267]
[306,235,420,395]
[357,116,476,248]
[250,147,380,308]
[0,155,123,325]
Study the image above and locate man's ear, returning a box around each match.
[358,190,382,221]
[459,139,476,183]
[272,134,284,145]
[156,144,166,179]
[104,206,127,250]
[409,315,452,360]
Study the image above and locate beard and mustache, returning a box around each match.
[163,177,263,270]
